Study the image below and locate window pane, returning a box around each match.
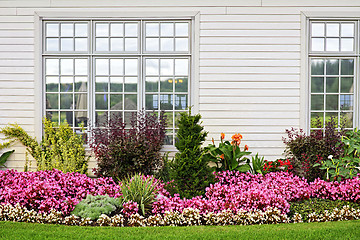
[175,38,189,51]
[75,38,87,51]
[175,23,188,36]
[160,94,173,110]
[60,77,73,92]
[60,94,73,109]
[124,94,137,110]
[146,77,158,92]
[111,23,123,37]
[326,23,339,37]
[75,94,87,109]
[311,38,324,51]
[124,59,138,75]
[326,59,339,75]
[75,23,87,37]
[326,95,338,110]
[61,23,74,37]
[96,38,109,51]
[110,94,123,110]
[74,59,87,75]
[60,59,74,75]
[164,112,174,128]
[46,94,58,109]
[146,94,158,110]
[110,59,123,75]
[311,112,323,128]
[326,38,339,51]
[311,23,325,37]
[95,94,108,110]
[160,59,174,75]
[311,77,324,93]
[146,59,159,75]
[95,59,109,75]
[95,77,108,92]
[161,38,174,51]
[175,94,187,110]
[341,23,354,37]
[326,77,339,93]
[110,38,124,51]
[124,77,137,92]
[325,112,338,125]
[311,95,324,110]
[96,23,109,37]
[124,38,137,51]
[160,77,173,92]
[161,23,174,36]
[146,23,159,36]
[175,77,188,92]
[125,23,138,37]
[341,59,354,75]
[46,23,59,37]
[341,77,354,93]
[341,38,354,52]
[74,77,87,92]
[110,77,123,92]
[46,76,59,92]
[340,95,353,110]
[46,38,59,51]
[146,38,159,51]
[61,38,73,51]
[175,59,188,75]
[311,59,324,75]
[46,59,59,75]
[341,112,353,128]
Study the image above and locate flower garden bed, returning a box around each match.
[1,169,360,227]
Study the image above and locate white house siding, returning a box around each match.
[1,0,360,172]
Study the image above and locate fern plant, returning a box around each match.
[0,118,88,174]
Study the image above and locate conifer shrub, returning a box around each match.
[0,118,88,174]
[71,194,122,220]
[170,108,214,198]
[89,111,166,180]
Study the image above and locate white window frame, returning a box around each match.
[301,12,360,133]
[34,11,200,151]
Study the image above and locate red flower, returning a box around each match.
[244,145,249,151]
[221,133,225,140]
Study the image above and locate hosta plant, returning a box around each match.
[204,133,251,172]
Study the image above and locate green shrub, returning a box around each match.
[120,174,159,216]
[288,198,360,221]
[170,108,214,198]
[0,118,88,174]
[71,194,122,220]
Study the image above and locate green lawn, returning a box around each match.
[1,220,360,240]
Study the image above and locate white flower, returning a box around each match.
[328,155,333,159]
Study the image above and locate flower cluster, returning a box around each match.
[231,133,243,146]
[263,159,293,174]
[153,172,310,215]
[0,169,122,215]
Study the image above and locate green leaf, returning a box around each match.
[236,164,251,172]
[0,150,14,167]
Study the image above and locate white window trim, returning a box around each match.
[301,11,360,133]
[34,11,200,152]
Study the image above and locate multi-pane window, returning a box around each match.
[43,20,191,145]
[309,21,356,130]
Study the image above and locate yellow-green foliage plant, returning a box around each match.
[0,118,88,174]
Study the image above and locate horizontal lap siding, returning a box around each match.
[2,2,352,171]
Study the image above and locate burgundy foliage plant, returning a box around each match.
[89,111,166,180]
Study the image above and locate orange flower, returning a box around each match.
[212,138,215,145]
[221,133,225,140]
[220,154,224,159]
[244,145,249,151]
[231,133,243,145]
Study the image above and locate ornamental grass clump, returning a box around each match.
[0,118,88,174]
[120,174,159,216]
[89,111,166,180]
